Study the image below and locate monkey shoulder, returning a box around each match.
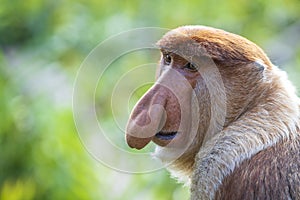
[215,137,300,200]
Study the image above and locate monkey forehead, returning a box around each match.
[156,26,272,67]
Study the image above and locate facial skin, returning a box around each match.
[126,59,196,144]
[126,49,202,148]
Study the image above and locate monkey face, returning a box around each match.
[126,52,202,150]
[125,27,223,158]
[125,36,208,153]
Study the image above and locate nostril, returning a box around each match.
[126,104,167,137]
[134,109,151,126]
[149,104,167,130]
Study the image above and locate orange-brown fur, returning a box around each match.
[126,26,300,199]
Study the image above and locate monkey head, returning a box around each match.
[125,26,273,169]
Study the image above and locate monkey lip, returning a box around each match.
[155,131,178,140]
[152,131,178,147]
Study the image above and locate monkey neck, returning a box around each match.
[190,67,300,200]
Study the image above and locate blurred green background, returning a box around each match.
[1,0,300,199]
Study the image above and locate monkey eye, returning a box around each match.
[163,53,172,65]
[184,62,197,72]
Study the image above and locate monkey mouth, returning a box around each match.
[155,131,178,140]
[152,131,178,147]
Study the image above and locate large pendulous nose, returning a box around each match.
[125,84,168,149]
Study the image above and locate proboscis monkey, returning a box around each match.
[126,26,300,199]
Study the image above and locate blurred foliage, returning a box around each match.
[0,56,102,199]
[0,0,300,199]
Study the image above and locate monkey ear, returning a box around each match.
[253,60,266,72]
